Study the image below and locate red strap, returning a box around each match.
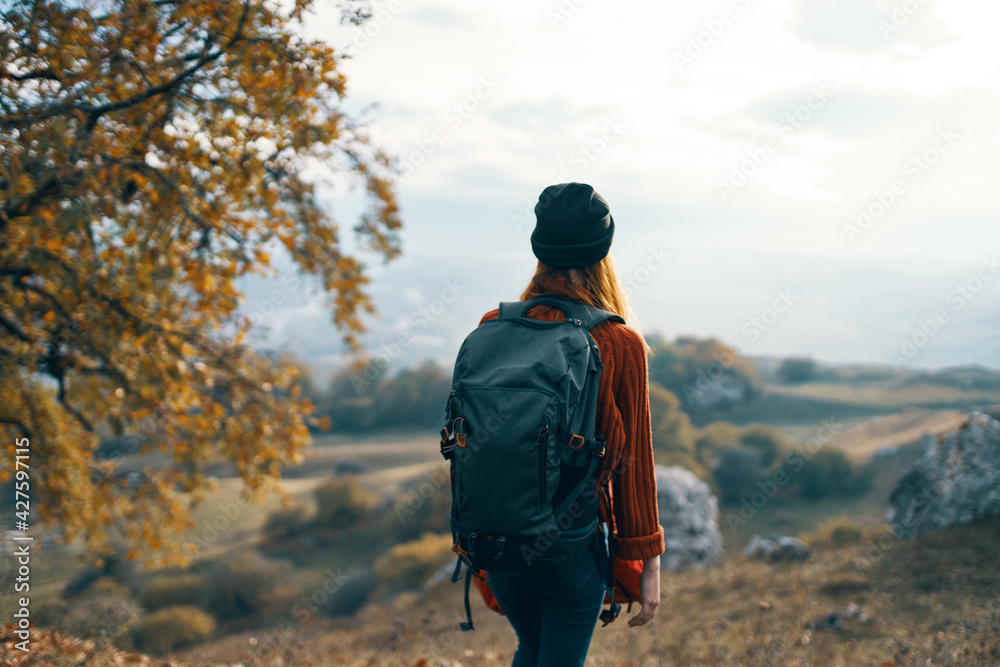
[472,569,505,616]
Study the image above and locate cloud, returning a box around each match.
[272,0,1000,373]
[742,87,906,136]
[787,0,957,56]
[408,5,469,28]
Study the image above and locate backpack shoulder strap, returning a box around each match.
[498,296,625,331]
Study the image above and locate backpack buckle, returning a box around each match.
[592,435,606,458]
[568,434,586,450]
[453,417,467,447]
[440,427,458,459]
[452,543,473,567]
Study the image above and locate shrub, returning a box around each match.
[374,533,454,596]
[205,552,287,621]
[80,576,131,600]
[806,519,866,550]
[132,605,215,655]
[323,567,378,617]
[649,383,697,456]
[694,421,743,469]
[712,446,770,505]
[262,504,310,541]
[314,476,374,529]
[139,574,206,611]
[62,594,143,640]
[386,466,452,543]
[62,542,141,597]
[738,424,786,468]
[34,597,71,628]
[797,447,872,499]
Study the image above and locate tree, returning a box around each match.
[777,356,817,384]
[317,360,451,432]
[648,336,760,411]
[0,0,400,567]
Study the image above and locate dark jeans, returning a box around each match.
[487,550,606,667]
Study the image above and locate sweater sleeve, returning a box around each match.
[610,326,665,561]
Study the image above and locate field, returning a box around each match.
[3,368,1000,666]
[177,517,1000,667]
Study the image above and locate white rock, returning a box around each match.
[744,534,809,562]
[887,412,1000,538]
[655,465,724,571]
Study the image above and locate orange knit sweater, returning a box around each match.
[479,303,666,561]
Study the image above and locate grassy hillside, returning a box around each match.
[6,364,1000,666]
[10,518,998,666]
[166,517,1000,666]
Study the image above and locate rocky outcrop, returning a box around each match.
[655,465,724,571]
[887,411,1000,538]
[744,534,810,562]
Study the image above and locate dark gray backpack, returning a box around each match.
[439,295,624,630]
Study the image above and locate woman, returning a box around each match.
[481,182,664,667]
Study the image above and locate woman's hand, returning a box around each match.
[628,556,661,627]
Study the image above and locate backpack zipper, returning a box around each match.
[535,423,549,507]
[591,342,604,371]
[444,389,455,422]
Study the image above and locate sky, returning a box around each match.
[238,0,1000,380]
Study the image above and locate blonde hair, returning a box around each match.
[519,254,644,339]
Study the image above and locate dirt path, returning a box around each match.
[823,408,967,461]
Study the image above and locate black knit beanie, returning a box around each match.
[530,182,614,269]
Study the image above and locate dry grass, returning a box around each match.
[16,514,992,666]
[768,381,1000,412]
[14,416,1000,666]
[174,516,1000,666]
[817,408,967,462]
